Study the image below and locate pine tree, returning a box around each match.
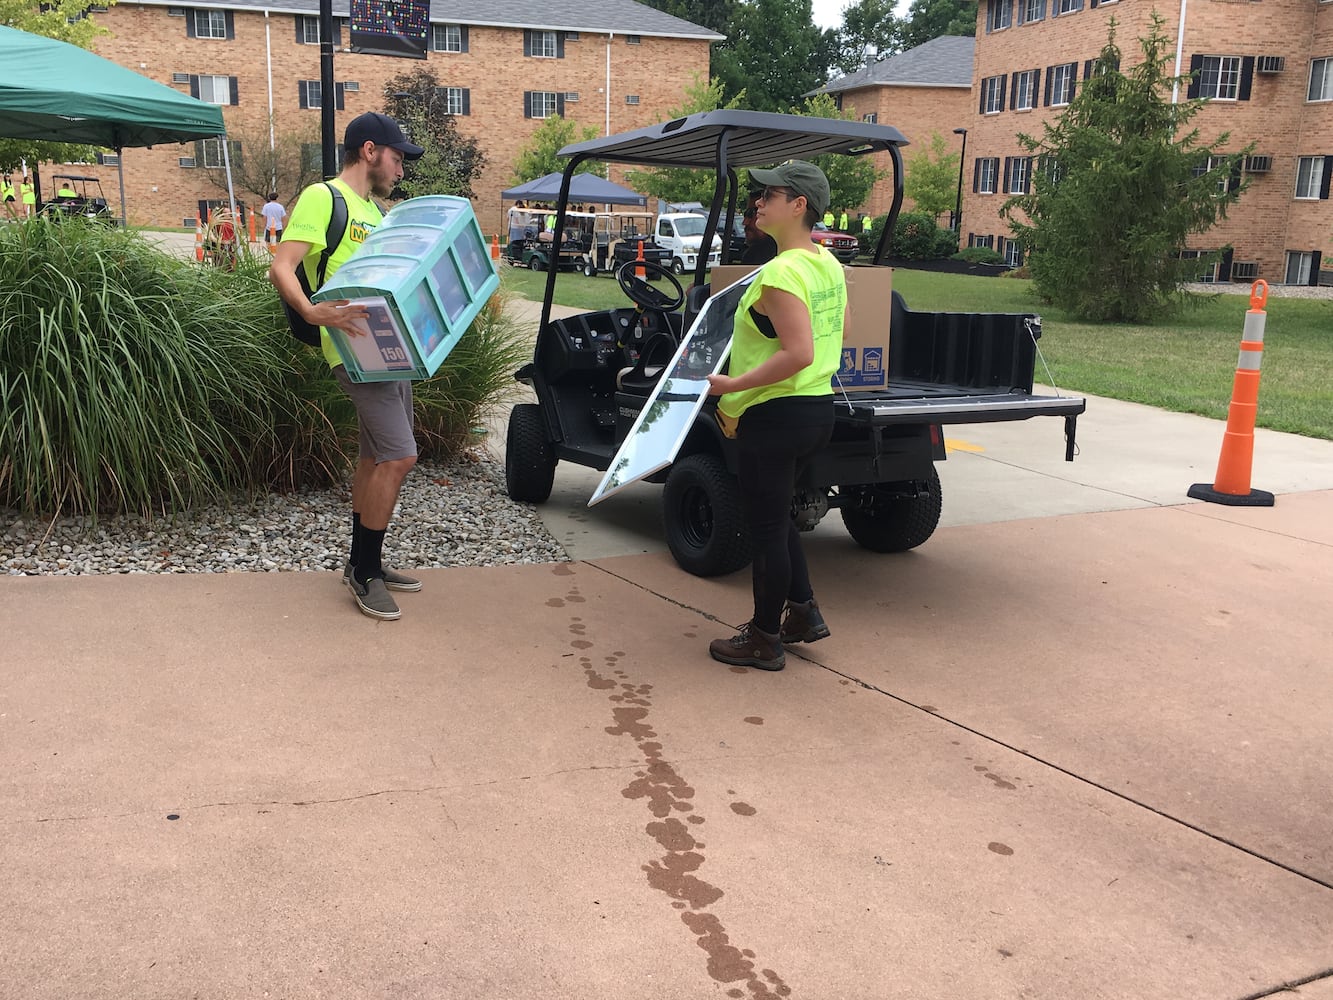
[1002,15,1251,322]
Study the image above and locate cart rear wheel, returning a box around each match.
[839,468,943,553]
[583,260,596,277]
[505,404,556,503]
[527,256,542,271]
[662,453,751,577]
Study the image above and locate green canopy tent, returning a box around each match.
[0,25,232,229]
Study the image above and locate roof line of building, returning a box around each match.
[134,0,726,41]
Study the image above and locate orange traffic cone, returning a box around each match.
[247,211,257,244]
[1188,280,1275,507]
[490,233,500,261]
[634,239,646,280]
[194,212,204,262]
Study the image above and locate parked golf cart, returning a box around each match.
[41,174,116,224]
[574,210,672,277]
[504,110,1086,577]
[502,206,592,272]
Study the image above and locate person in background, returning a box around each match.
[268,112,425,622]
[261,192,287,244]
[861,213,873,237]
[56,180,77,199]
[822,207,834,229]
[706,161,846,671]
[739,188,777,266]
[20,178,35,217]
[838,208,849,232]
[1,176,16,220]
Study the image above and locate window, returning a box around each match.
[1047,62,1076,106]
[437,86,469,115]
[565,31,579,41]
[432,24,466,52]
[862,112,878,124]
[199,138,239,169]
[193,9,226,38]
[974,157,1000,194]
[1003,239,1023,267]
[302,143,344,171]
[1231,261,1259,279]
[1180,249,1218,283]
[626,34,641,44]
[195,74,234,105]
[1309,57,1333,102]
[525,91,560,119]
[1296,156,1326,199]
[300,15,320,44]
[1285,251,1316,285]
[968,234,996,249]
[1013,69,1039,110]
[1018,0,1044,24]
[528,29,557,58]
[987,0,1012,31]
[1007,156,1031,194]
[1055,0,1082,14]
[981,75,1006,114]
[1197,56,1242,100]
[625,94,640,105]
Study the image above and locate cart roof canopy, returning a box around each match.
[0,25,225,147]
[501,171,648,207]
[558,110,909,169]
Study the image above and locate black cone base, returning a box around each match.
[1187,483,1276,507]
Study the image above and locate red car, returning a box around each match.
[810,222,860,263]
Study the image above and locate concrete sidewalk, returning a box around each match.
[4,454,1333,998]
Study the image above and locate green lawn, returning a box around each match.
[504,263,1333,440]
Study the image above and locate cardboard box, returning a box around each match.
[313,195,499,383]
[706,262,892,392]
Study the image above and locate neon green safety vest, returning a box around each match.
[822,211,834,227]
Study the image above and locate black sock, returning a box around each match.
[355,528,386,585]
[349,512,362,567]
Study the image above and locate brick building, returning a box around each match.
[816,35,975,221]
[962,0,1333,283]
[63,0,718,232]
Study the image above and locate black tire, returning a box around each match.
[662,453,751,577]
[527,255,542,271]
[839,468,943,553]
[671,257,686,275]
[505,404,556,503]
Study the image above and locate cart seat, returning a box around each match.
[616,331,677,394]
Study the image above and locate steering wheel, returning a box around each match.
[616,259,685,314]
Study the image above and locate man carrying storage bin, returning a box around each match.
[268,111,425,622]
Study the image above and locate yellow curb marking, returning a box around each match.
[944,438,985,454]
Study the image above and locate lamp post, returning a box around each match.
[952,127,968,233]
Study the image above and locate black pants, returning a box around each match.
[735,396,835,634]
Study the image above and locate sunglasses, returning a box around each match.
[757,186,797,203]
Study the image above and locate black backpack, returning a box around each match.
[283,182,349,347]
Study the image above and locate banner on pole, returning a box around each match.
[349,0,428,59]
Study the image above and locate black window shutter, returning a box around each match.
[999,76,1007,110]
[1239,57,1254,101]
[333,19,342,45]
[1218,248,1233,281]
[224,11,234,39]
[461,89,471,115]
[229,77,238,106]
[1228,162,1241,193]
[298,81,308,109]
[556,32,565,58]
[231,140,242,170]
[973,160,981,193]
[295,17,304,44]
[556,93,566,116]
[335,83,345,111]
[1025,157,1033,193]
[1011,72,1019,105]
[460,26,469,52]
[1083,59,1093,80]
[979,84,986,114]
[984,0,992,32]
[1044,67,1053,106]
[1091,0,1098,7]
[189,75,200,99]
[186,10,196,38]
[1033,68,1041,99]
[1311,252,1323,284]
[1320,157,1332,200]
[1004,157,1013,189]
[1187,55,1203,99]
[523,30,532,56]
[523,92,533,118]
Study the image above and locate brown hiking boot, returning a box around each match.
[709,623,786,671]
[781,598,830,644]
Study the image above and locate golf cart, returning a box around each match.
[502,206,593,272]
[41,174,116,224]
[574,210,672,277]
[504,110,1086,577]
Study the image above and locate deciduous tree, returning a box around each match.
[790,93,883,216]
[511,114,601,184]
[903,131,959,221]
[624,75,746,206]
[383,69,486,200]
[1002,16,1251,322]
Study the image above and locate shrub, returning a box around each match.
[934,227,960,258]
[952,246,1006,265]
[890,211,943,260]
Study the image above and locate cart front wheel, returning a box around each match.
[505,404,556,503]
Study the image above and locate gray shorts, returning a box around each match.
[333,366,417,463]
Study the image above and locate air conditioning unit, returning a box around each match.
[171,72,190,84]
[565,92,579,102]
[1256,55,1285,73]
[342,81,360,92]
[1244,154,1273,173]
[167,6,185,14]
[178,156,197,168]
[1232,261,1259,279]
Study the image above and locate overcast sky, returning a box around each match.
[811,0,850,29]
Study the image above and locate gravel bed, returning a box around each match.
[1,454,568,576]
[1182,281,1333,299]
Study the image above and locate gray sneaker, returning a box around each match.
[347,575,401,621]
[343,560,422,593]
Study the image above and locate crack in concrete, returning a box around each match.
[1233,965,1333,1000]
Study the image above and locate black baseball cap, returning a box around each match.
[748,160,831,218]
[344,112,424,160]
